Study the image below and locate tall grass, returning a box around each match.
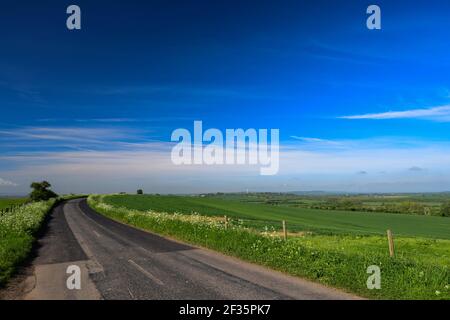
[0,199,56,285]
[89,195,449,300]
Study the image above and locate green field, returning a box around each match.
[103,195,450,239]
[216,192,450,217]
[0,198,28,210]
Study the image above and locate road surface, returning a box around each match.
[20,199,359,300]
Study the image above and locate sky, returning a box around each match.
[1,0,450,195]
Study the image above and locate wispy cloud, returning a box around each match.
[73,117,192,123]
[291,136,327,143]
[339,105,450,121]
[0,126,154,153]
[0,126,141,142]
[303,43,387,66]
[37,117,191,124]
[75,118,137,123]
[287,135,432,151]
[0,80,46,104]
[90,85,286,101]
[290,136,343,146]
[0,178,17,187]
[409,166,425,172]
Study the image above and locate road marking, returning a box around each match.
[128,259,164,286]
[63,208,104,274]
[92,230,101,238]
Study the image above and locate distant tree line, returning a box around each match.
[302,198,449,217]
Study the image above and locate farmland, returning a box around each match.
[94,193,450,299]
[103,194,450,239]
[0,198,28,210]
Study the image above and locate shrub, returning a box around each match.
[440,202,450,217]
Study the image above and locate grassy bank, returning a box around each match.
[0,199,56,285]
[89,195,449,300]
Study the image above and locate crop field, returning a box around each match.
[91,195,450,299]
[103,195,450,239]
[0,198,28,210]
[212,192,450,217]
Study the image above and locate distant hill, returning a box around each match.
[289,191,356,196]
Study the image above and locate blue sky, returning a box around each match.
[1,0,450,194]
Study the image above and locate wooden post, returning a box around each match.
[224,215,228,229]
[282,220,287,240]
[387,229,395,257]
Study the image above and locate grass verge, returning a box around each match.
[88,195,449,300]
[0,199,57,286]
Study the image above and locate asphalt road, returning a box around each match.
[23,199,358,300]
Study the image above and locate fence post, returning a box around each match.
[282,220,287,240]
[224,215,228,230]
[387,229,395,257]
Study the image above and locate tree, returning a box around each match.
[30,181,58,201]
[137,189,143,195]
[440,202,450,217]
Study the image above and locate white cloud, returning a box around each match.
[339,105,450,121]
[0,126,152,152]
[409,166,425,172]
[290,136,343,146]
[0,126,135,141]
[0,178,18,187]
[291,136,329,143]
[75,118,137,123]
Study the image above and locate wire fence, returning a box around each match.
[225,216,374,236]
[227,216,309,233]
